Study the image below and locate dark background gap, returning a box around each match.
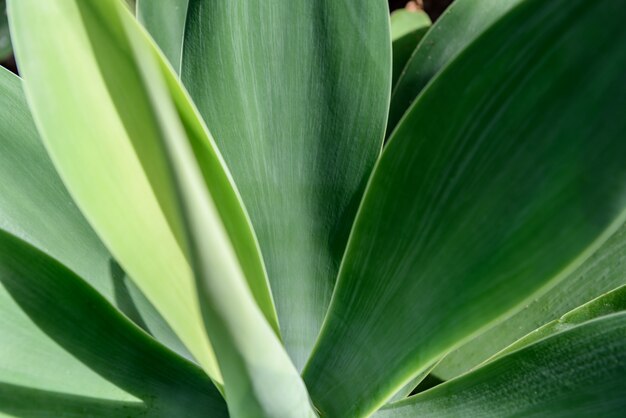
[389,0,454,19]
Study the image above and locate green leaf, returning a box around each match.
[10,0,281,385]
[304,0,626,416]
[389,9,430,87]
[136,0,188,73]
[387,0,523,136]
[120,7,315,416]
[0,230,227,418]
[488,283,626,363]
[0,0,10,60]
[0,66,190,361]
[435,221,626,379]
[182,0,392,368]
[377,312,626,417]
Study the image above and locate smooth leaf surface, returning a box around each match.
[182,0,391,368]
[9,0,222,379]
[436,221,626,379]
[390,9,430,87]
[387,0,523,136]
[0,66,190,361]
[121,9,314,416]
[304,0,626,416]
[137,0,188,73]
[377,312,626,417]
[0,230,227,418]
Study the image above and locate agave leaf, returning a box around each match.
[0,230,227,418]
[0,66,190,361]
[182,0,391,369]
[390,9,430,87]
[8,0,278,382]
[304,0,626,415]
[120,6,315,416]
[487,283,626,363]
[436,221,626,379]
[387,0,523,136]
[377,312,626,417]
[0,0,10,61]
[136,0,188,73]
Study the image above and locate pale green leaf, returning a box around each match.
[378,312,626,417]
[8,0,234,380]
[182,0,392,369]
[120,6,314,416]
[0,66,190,361]
[304,0,626,415]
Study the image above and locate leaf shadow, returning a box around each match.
[109,258,149,332]
[0,382,147,418]
[0,231,227,417]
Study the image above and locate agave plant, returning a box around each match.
[1,0,626,416]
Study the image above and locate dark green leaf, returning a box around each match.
[378,312,626,417]
[304,0,626,415]
[436,221,626,379]
[387,0,522,136]
[489,283,626,363]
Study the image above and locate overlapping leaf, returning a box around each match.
[9,0,278,383]
[0,66,190,360]
[488,284,626,363]
[0,230,227,418]
[304,0,626,416]
[182,0,391,368]
[390,9,430,87]
[378,312,626,417]
[436,221,626,379]
[120,7,314,415]
[387,0,523,136]
[9,0,218,379]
